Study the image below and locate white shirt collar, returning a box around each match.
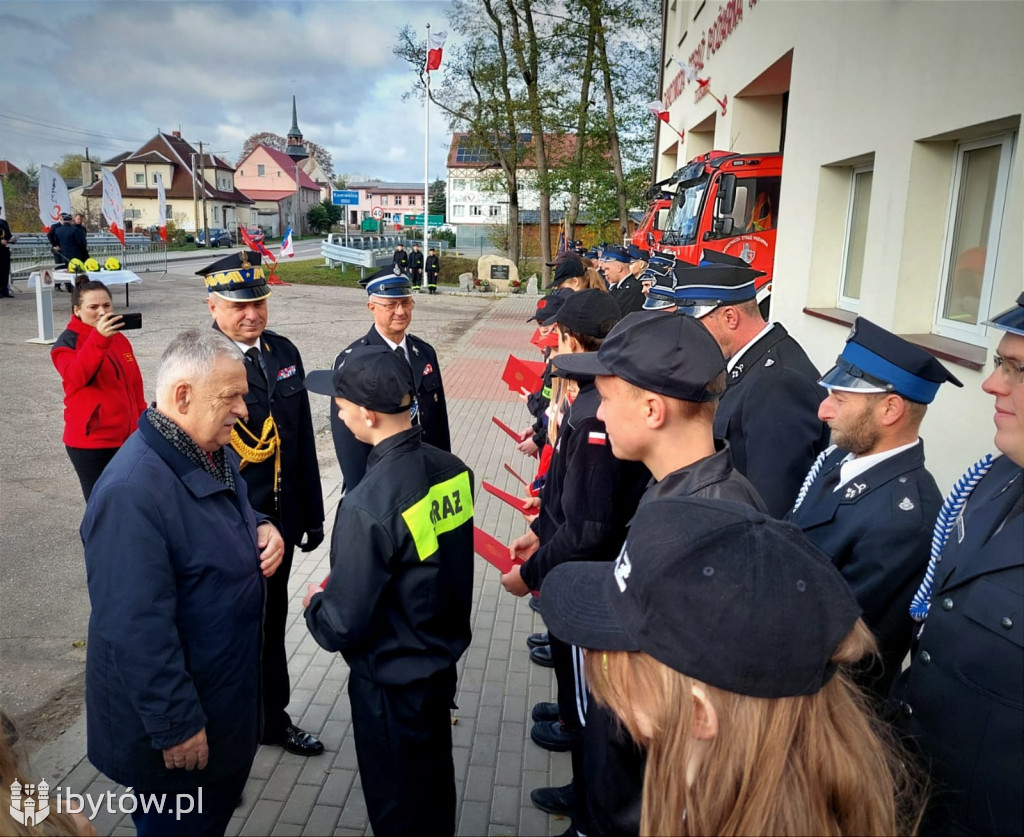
[232,338,259,353]
[834,439,921,490]
[375,325,408,355]
[726,322,775,372]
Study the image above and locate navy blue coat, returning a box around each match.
[713,324,829,518]
[331,326,451,490]
[81,416,265,791]
[891,455,1023,836]
[787,443,941,697]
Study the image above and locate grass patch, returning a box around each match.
[274,254,483,288]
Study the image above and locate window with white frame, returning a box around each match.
[165,204,172,219]
[838,166,873,310]
[381,196,389,206]
[452,204,465,217]
[470,205,483,216]
[934,133,1014,342]
[395,196,402,206]
[134,172,145,184]
[489,205,501,217]
[257,164,265,176]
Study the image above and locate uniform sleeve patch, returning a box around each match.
[587,432,607,446]
[277,364,297,381]
[402,471,474,561]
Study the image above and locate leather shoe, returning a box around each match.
[265,724,324,756]
[526,631,548,649]
[530,782,574,816]
[529,645,554,668]
[531,720,580,752]
[531,701,559,723]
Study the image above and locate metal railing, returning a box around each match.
[321,234,449,274]
[9,233,168,279]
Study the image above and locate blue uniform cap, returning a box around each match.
[986,291,1024,336]
[643,268,677,311]
[672,264,760,318]
[600,244,632,264]
[819,317,963,404]
[627,244,650,263]
[361,264,413,298]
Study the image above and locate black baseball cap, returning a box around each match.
[305,345,415,414]
[548,288,620,339]
[547,253,587,288]
[538,497,863,698]
[553,310,725,401]
[528,288,570,323]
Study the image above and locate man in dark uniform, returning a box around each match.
[676,262,829,517]
[331,266,450,491]
[787,318,962,698]
[425,246,440,294]
[600,244,645,315]
[408,242,424,290]
[49,211,89,266]
[303,346,474,836]
[392,242,408,274]
[0,212,15,297]
[890,291,1024,837]
[554,309,766,836]
[203,251,326,757]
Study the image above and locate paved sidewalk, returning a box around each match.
[46,293,571,836]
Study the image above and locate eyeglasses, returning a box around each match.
[373,299,415,312]
[993,354,1024,384]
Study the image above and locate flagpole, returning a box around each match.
[423,22,431,290]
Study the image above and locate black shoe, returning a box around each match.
[531,720,579,752]
[529,595,541,613]
[529,645,554,668]
[265,724,324,756]
[531,701,559,723]
[526,631,549,649]
[530,782,574,816]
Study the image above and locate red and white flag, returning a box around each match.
[426,30,447,72]
[37,165,71,232]
[102,168,126,245]
[647,100,670,124]
[155,173,167,242]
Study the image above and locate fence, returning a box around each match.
[320,234,449,274]
[9,233,168,279]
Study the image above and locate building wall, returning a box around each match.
[659,0,1023,491]
[236,148,296,191]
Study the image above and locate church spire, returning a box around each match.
[286,95,307,161]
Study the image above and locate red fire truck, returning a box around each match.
[634,150,783,307]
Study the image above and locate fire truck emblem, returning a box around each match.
[739,243,755,264]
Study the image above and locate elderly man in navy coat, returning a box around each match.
[331,266,450,490]
[81,329,284,837]
[890,292,1024,836]
[786,318,962,697]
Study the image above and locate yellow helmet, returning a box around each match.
[84,258,100,272]
[104,257,121,271]
[67,258,85,273]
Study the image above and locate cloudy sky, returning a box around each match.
[0,0,454,183]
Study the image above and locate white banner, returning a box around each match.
[102,168,125,244]
[37,165,71,231]
[0,180,6,220]
[155,173,167,242]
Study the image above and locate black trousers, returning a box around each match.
[347,666,457,837]
[583,701,644,837]
[0,247,11,293]
[65,446,119,501]
[130,768,250,837]
[550,634,591,834]
[261,541,295,738]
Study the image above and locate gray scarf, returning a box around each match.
[146,407,235,491]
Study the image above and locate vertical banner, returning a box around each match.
[0,179,6,220]
[155,173,167,242]
[102,168,126,245]
[37,166,71,232]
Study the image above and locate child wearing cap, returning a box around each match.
[302,346,474,836]
[539,498,924,836]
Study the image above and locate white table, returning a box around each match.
[28,269,142,304]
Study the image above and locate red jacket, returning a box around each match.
[51,317,147,448]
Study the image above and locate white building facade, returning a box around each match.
[656,0,1023,490]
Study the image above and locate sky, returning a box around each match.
[0,0,454,184]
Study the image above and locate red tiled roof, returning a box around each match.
[0,160,24,178]
[240,189,301,201]
[239,145,320,191]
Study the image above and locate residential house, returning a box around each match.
[235,145,322,237]
[80,132,253,233]
[0,160,24,180]
[344,182,428,228]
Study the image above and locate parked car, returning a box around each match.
[196,228,232,248]
[242,227,265,244]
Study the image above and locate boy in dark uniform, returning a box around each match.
[425,246,440,294]
[392,242,408,273]
[408,242,424,289]
[0,213,15,297]
[303,346,475,837]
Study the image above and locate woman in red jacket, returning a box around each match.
[51,276,146,500]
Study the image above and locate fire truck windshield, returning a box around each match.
[661,176,708,245]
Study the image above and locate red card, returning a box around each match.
[502,355,545,395]
[474,527,520,575]
[529,327,543,347]
[504,463,528,486]
[492,416,529,443]
[483,481,532,512]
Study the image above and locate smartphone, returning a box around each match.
[119,312,142,330]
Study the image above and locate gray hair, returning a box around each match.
[155,329,244,395]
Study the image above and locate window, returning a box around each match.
[452,204,466,217]
[395,196,402,206]
[134,172,145,184]
[489,205,501,217]
[470,205,483,216]
[125,209,142,219]
[257,164,265,176]
[453,179,466,190]
[838,166,873,309]
[381,196,389,206]
[934,133,1014,341]
[213,207,220,223]
[165,204,173,220]
[152,173,160,184]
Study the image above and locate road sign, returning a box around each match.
[371,207,385,220]
[403,214,445,227]
[332,189,359,206]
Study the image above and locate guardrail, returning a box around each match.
[9,233,168,278]
[320,233,451,275]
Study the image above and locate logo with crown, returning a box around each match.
[10,778,50,826]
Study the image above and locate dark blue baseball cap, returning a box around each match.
[987,291,1024,336]
[819,317,963,403]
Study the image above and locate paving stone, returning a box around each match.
[302,804,342,836]
[279,782,320,825]
[318,768,356,807]
[494,749,524,787]
[476,704,502,735]
[225,814,245,836]
[470,733,499,768]
[300,701,331,734]
[316,720,349,753]
[519,804,554,836]
[271,824,303,836]
[452,747,470,784]
[240,800,284,836]
[458,800,491,836]
[332,735,360,771]
[463,765,495,802]
[249,746,283,780]
[237,778,268,817]
[335,786,368,830]
[263,762,302,802]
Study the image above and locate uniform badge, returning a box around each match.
[844,482,867,499]
[898,497,915,511]
[614,546,632,592]
[277,364,297,381]
[764,358,775,367]
[422,363,434,375]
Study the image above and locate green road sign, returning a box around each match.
[403,214,445,227]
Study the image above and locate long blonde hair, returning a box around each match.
[586,620,924,836]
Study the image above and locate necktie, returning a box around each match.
[394,345,409,365]
[246,347,265,380]
[820,464,843,494]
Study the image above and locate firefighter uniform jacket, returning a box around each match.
[713,323,829,518]
[331,326,451,490]
[392,248,408,273]
[426,254,440,285]
[408,248,424,279]
[787,442,941,697]
[891,455,1023,836]
[608,275,645,317]
[305,427,475,685]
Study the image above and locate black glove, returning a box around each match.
[298,526,324,552]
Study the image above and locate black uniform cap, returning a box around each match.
[986,291,1024,336]
[528,288,570,323]
[548,288,620,339]
[819,316,963,403]
[547,253,587,288]
[538,497,862,699]
[198,250,270,301]
[553,309,725,401]
[305,345,416,414]
[673,263,763,317]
